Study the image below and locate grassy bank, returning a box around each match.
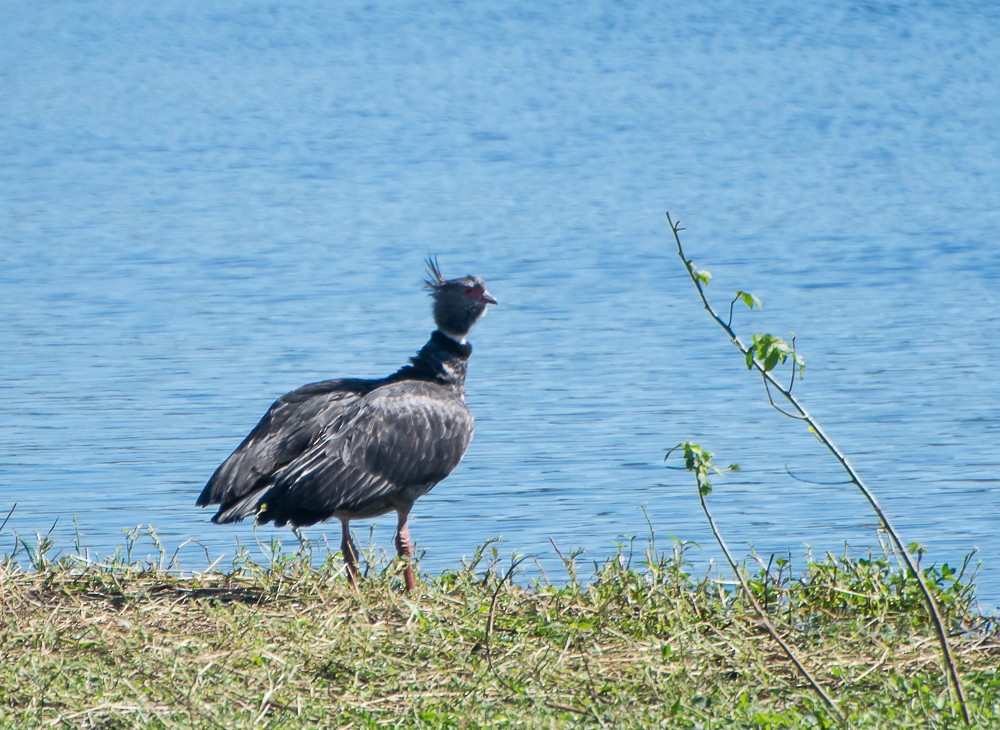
[1,533,998,728]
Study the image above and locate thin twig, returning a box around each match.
[855,649,891,684]
[763,378,808,420]
[694,472,845,723]
[1,503,15,533]
[483,556,587,717]
[667,212,971,725]
[788,335,799,394]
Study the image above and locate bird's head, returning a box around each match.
[424,257,497,342]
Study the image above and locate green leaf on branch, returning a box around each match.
[735,290,761,311]
[691,266,712,286]
[764,348,781,372]
[747,333,806,378]
[666,441,725,496]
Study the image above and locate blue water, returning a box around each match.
[3,1,999,608]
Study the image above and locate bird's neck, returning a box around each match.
[388,330,472,392]
[437,329,467,345]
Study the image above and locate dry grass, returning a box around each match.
[1,531,998,728]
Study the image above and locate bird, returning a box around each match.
[196,258,496,591]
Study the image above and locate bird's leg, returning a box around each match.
[340,519,359,590]
[394,508,416,592]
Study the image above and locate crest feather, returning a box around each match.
[424,256,446,292]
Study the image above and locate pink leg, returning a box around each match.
[394,508,416,592]
[340,519,359,590]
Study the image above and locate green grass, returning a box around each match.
[1,529,997,728]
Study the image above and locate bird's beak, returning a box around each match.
[480,289,498,306]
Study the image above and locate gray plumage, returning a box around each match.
[196,258,496,589]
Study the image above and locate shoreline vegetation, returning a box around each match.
[2,528,998,728]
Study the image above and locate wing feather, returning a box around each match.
[197,379,366,511]
[256,381,474,524]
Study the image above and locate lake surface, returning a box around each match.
[3,1,999,609]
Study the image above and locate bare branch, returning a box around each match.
[690,457,845,723]
[667,213,971,725]
[0,503,15,533]
[763,379,808,420]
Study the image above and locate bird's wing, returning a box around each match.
[259,381,474,520]
[197,379,367,510]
